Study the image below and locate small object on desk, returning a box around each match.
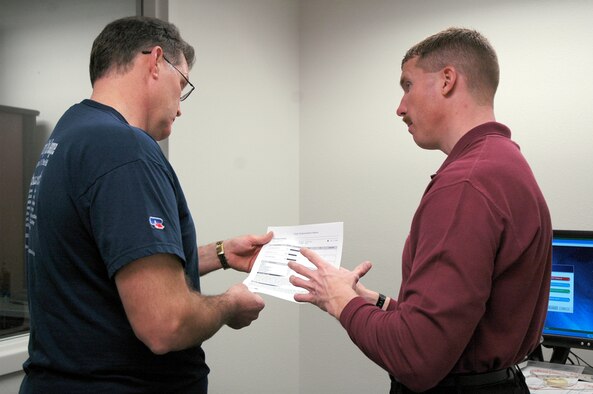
[544,376,569,388]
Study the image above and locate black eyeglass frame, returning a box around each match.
[141,50,195,101]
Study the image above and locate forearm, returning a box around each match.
[123,270,234,354]
[140,285,262,355]
[339,291,481,392]
[198,241,224,275]
[155,291,234,352]
[117,254,263,355]
[357,287,391,311]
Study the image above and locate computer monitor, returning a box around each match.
[541,230,593,363]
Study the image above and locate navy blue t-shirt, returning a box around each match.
[21,100,208,393]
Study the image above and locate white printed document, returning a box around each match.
[244,222,343,302]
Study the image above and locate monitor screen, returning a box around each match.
[542,230,593,351]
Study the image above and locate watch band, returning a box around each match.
[215,240,230,270]
[376,293,386,309]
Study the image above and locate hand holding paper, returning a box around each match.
[243,222,343,302]
[224,232,274,272]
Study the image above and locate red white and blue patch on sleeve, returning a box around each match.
[149,216,165,230]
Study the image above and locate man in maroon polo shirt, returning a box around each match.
[289,27,552,393]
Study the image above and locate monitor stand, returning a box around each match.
[549,346,571,364]
[529,345,593,375]
[528,344,571,364]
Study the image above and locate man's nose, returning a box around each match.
[396,99,406,117]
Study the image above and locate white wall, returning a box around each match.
[2,1,593,393]
[0,0,136,128]
[298,0,593,393]
[168,1,301,393]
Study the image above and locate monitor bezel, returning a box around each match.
[542,229,593,352]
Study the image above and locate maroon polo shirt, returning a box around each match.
[340,122,552,392]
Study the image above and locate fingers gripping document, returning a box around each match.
[244,222,343,302]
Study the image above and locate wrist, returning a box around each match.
[361,288,380,305]
[376,293,386,309]
[374,293,390,310]
[332,292,358,320]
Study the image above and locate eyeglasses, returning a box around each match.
[141,50,195,101]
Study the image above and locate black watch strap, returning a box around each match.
[376,293,386,309]
[216,240,230,270]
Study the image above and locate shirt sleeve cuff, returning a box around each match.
[386,297,396,311]
[339,296,369,329]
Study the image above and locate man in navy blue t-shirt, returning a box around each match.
[21,16,271,393]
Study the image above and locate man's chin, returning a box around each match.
[155,125,173,141]
[413,136,438,151]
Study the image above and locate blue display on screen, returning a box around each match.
[543,232,593,347]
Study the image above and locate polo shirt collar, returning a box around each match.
[431,122,511,179]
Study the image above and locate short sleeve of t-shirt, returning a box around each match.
[83,158,186,277]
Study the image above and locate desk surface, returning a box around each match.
[523,361,593,393]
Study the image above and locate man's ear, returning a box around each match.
[441,66,457,96]
[143,46,164,79]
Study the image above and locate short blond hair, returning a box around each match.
[402,27,499,104]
